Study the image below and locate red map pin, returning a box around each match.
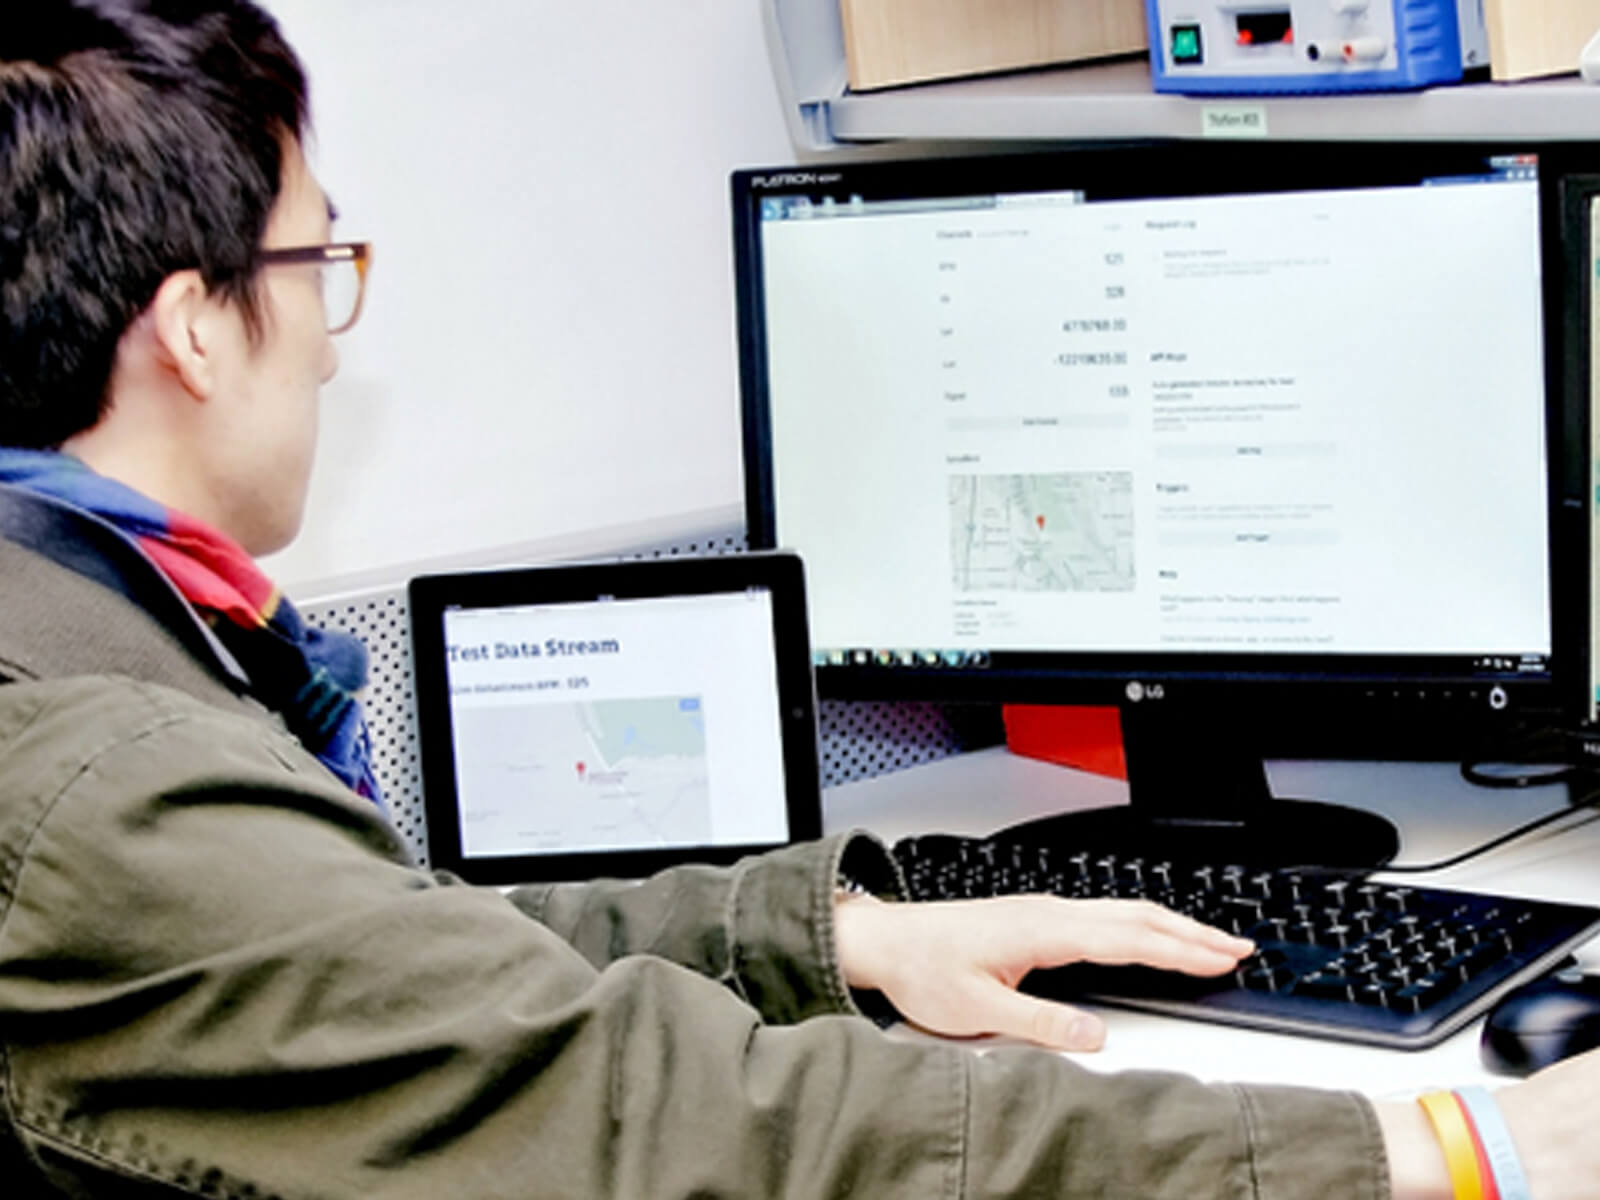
[1035,515,1046,531]
[576,762,587,780]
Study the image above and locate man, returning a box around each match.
[0,3,1595,1197]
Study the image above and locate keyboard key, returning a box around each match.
[1239,964,1294,992]
[1392,976,1452,1013]
[1356,979,1399,1007]
[1295,973,1359,1002]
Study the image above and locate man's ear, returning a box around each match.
[145,270,226,402]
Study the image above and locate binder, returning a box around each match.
[839,0,1147,92]
[1484,0,1600,80]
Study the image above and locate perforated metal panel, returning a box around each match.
[819,700,1000,785]
[300,532,992,867]
[301,591,428,861]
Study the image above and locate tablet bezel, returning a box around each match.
[408,551,822,885]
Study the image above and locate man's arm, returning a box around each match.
[0,676,1387,1199]
[507,832,904,1025]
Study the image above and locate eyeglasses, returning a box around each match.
[258,241,373,334]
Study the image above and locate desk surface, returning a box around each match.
[822,747,1600,1096]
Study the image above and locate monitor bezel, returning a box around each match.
[733,140,1593,750]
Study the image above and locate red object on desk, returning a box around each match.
[1002,704,1127,780]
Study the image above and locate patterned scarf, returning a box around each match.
[0,448,384,810]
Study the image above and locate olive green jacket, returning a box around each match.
[0,487,1390,1198]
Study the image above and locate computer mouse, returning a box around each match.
[1480,968,1600,1076]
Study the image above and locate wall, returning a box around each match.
[258,1,795,594]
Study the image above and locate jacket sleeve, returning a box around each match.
[506,829,906,1025]
[0,677,1391,1200]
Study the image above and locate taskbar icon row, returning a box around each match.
[816,648,992,670]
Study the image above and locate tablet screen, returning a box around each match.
[409,553,822,884]
[443,590,788,858]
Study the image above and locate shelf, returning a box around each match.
[832,59,1600,145]
[764,0,1600,151]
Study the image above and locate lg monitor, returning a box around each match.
[733,140,1595,869]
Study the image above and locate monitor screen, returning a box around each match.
[733,142,1593,867]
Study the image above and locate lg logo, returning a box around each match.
[1125,680,1165,703]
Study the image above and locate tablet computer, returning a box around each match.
[408,551,822,885]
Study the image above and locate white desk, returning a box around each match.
[823,747,1600,1097]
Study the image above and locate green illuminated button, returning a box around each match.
[1171,24,1204,64]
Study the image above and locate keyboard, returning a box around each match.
[892,829,1600,1049]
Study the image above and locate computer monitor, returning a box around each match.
[733,140,1594,869]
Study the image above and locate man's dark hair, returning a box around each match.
[0,0,309,448]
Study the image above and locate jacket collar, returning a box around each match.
[0,482,251,692]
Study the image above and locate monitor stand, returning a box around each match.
[1006,698,1401,870]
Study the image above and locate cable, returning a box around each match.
[1379,785,1600,874]
[1366,724,1600,871]
[1279,777,1600,879]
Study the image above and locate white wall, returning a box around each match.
[258,1,795,594]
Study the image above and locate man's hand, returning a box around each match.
[833,893,1253,1051]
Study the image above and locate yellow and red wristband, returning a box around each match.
[1417,1088,1530,1200]
[1419,1090,1489,1200]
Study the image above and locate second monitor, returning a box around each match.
[733,140,1594,868]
